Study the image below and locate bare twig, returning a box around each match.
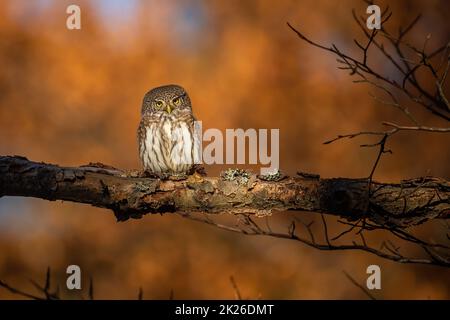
[179,212,450,268]
[230,276,243,300]
[382,122,450,132]
[343,270,376,300]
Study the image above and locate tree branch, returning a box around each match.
[0,156,448,228]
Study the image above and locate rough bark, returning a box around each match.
[0,156,448,227]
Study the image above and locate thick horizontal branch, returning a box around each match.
[0,156,448,227]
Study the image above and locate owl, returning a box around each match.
[138,85,200,177]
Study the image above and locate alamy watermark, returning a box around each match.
[174,121,280,176]
[66,4,81,30]
[66,4,382,31]
[366,264,381,290]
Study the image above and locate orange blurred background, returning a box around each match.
[0,0,449,299]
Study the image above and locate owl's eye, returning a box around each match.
[155,100,164,108]
[172,97,182,106]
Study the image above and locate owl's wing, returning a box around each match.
[137,115,148,164]
[137,114,159,165]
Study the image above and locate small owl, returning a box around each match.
[138,84,199,176]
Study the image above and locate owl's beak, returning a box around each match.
[166,105,172,114]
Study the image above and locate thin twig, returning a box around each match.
[343,271,376,300]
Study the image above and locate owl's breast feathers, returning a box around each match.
[138,112,198,174]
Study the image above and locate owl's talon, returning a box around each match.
[167,173,188,181]
[190,164,207,176]
[139,171,163,179]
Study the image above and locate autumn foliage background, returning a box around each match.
[0,0,449,299]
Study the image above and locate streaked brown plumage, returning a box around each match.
[137,85,199,175]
